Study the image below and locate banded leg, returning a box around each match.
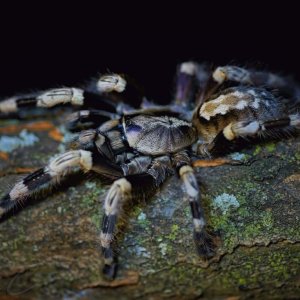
[90,73,145,112]
[172,151,214,256]
[201,114,300,156]
[100,156,172,279]
[0,87,120,114]
[179,164,214,257]
[174,61,211,108]
[0,73,143,115]
[212,65,300,100]
[0,88,84,114]
[222,113,300,141]
[0,150,93,218]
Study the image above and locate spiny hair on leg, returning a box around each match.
[194,230,215,257]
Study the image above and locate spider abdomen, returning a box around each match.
[123,114,197,155]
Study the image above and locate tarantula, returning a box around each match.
[0,62,299,279]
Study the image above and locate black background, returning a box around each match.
[0,3,299,105]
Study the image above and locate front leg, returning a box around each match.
[0,87,119,114]
[0,73,142,115]
[179,165,215,257]
[0,88,84,113]
[100,156,172,279]
[172,151,215,257]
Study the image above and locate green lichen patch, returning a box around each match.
[200,142,300,255]
[212,193,240,215]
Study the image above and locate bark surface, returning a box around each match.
[0,115,299,299]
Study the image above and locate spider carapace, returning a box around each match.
[0,63,299,278]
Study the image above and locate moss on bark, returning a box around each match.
[0,118,299,299]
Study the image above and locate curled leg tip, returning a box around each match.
[103,263,118,280]
[194,230,216,258]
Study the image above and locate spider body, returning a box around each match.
[0,62,299,279]
[123,114,197,155]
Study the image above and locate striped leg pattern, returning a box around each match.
[200,114,300,156]
[0,150,93,218]
[222,114,300,142]
[174,61,211,108]
[100,156,172,279]
[179,165,214,257]
[212,65,300,100]
[0,73,140,115]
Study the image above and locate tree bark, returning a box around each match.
[0,117,299,299]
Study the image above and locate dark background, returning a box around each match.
[0,4,299,105]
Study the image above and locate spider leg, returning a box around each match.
[174,61,211,108]
[90,73,145,112]
[180,166,214,257]
[0,149,124,218]
[0,73,144,115]
[172,151,214,257]
[212,65,300,100]
[0,87,120,115]
[204,113,300,155]
[100,155,172,279]
[0,150,94,218]
[0,88,85,114]
[223,113,300,141]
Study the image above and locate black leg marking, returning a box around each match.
[103,261,118,280]
[263,118,291,129]
[100,156,171,278]
[0,88,84,114]
[100,178,132,277]
[0,150,93,217]
[102,215,117,235]
[22,168,52,190]
[179,165,215,258]
[16,96,38,108]
[190,200,202,219]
